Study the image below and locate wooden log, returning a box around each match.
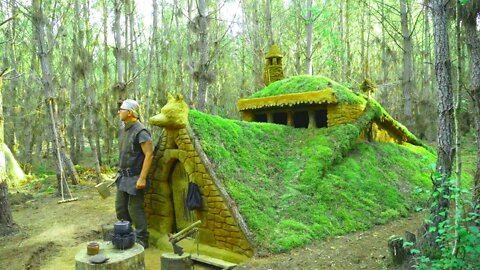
[160,252,192,270]
[75,241,144,270]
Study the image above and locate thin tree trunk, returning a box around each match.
[127,0,139,99]
[197,0,209,112]
[265,0,274,47]
[187,0,195,105]
[381,0,389,100]
[145,0,158,118]
[0,75,14,232]
[463,3,480,210]
[69,0,82,165]
[82,0,101,183]
[360,0,366,78]
[102,0,113,166]
[452,0,463,256]
[174,0,185,100]
[32,0,79,190]
[400,0,414,131]
[340,0,346,81]
[114,0,126,106]
[293,0,302,75]
[419,0,455,254]
[305,0,313,75]
[345,0,351,80]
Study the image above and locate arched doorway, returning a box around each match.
[168,160,191,233]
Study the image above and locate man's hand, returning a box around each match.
[136,177,147,190]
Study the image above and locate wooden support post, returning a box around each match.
[308,110,316,129]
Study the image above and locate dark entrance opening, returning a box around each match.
[273,112,288,125]
[254,113,268,123]
[315,109,328,128]
[293,111,309,128]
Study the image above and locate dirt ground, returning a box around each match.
[0,179,425,270]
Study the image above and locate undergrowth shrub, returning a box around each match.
[410,177,480,270]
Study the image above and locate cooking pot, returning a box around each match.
[112,231,136,250]
[114,220,132,235]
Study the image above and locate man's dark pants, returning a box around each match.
[115,189,149,247]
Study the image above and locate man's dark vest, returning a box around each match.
[119,122,150,174]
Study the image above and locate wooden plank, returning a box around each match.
[191,254,237,269]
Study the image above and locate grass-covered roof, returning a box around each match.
[237,75,366,111]
[251,75,364,102]
[189,104,435,253]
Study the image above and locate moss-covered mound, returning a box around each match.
[248,75,365,105]
[189,109,435,253]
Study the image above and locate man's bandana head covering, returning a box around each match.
[120,99,140,119]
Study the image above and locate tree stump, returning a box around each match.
[388,235,408,265]
[75,241,144,270]
[161,252,192,270]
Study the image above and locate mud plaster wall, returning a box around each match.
[145,128,253,257]
[327,103,366,127]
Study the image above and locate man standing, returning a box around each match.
[116,99,153,248]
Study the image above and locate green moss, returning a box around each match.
[189,109,438,253]
[248,75,365,105]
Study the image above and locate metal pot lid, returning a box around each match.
[115,220,130,226]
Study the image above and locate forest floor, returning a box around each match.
[0,171,425,270]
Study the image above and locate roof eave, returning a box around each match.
[237,89,337,111]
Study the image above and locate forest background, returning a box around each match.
[0,0,480,268]
[0,0,477,176]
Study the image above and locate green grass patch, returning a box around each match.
[189,109,437,253]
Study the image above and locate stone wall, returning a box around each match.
[145,128,253,257]
[327,103,366,127]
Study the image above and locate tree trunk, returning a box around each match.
[380,0,390,108]
[197,0,209,112]
[305,0,313,75]
[293,0,302,75]
[114,0,126,106]
[174,0,185,100]
[127,0,139,99]
[0,75,14,232]
[32,0,79,190]
[345,0,351,80]
[145,0,158,118]
[69,0,83,165]
[340,0,346,81]
[102,0,114,166]
[82,0,101,183]
[187,0,195,105]
[400,0,414,131]
[419,0,455,255]
[452,0,464,255]
[360,0,366,79]
[462,3,480,211]
[265,0,274,47]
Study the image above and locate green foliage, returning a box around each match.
[248,75,366,105]
[411,183,480,270]
[189,110,435,253]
